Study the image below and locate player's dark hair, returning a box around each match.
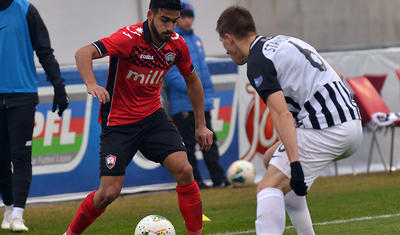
[149,0,182,13]
[216,6,257,39]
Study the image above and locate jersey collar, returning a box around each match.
[250,35,263,50]
[143,20,166,51]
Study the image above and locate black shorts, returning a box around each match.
[99,109,186,176]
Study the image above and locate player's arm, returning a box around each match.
[75,44,110,104]
[183,70,213,151]
[27,4,69,116]
[267,91,308,196]
[267,91,299,163]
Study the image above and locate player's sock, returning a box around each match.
[285,190,315,235]
[176,181,202,233]
[255,187,285,234]
[11,207,24,219]
[67,191,105,234]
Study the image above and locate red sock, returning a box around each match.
[176,181,202,233]
[67,191,105,234]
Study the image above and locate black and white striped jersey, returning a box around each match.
[247,35,361,129]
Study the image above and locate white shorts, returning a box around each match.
[269,119,363,187]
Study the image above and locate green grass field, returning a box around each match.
[1,171,400,234]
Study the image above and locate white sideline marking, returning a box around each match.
[210,212,400,235]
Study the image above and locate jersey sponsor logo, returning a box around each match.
[105,154,117,169]
[254,76,263,87]
[165,52,175,65]
[126,69,165,85]
[140,54,154,60]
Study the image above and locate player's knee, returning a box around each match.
[175,163,193,184]
[99,189,120,205]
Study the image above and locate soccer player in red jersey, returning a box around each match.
[63,0,213,234]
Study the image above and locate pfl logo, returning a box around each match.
[241,84,279,161]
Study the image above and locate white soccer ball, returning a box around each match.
[134,215,175,235]
[227,160,256,187]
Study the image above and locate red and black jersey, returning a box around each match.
[92,20,194,126]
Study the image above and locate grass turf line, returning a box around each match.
[0,171,399,234]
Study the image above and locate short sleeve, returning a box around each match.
[175,39,194,77]
[247,53,281,102]
[92,27,134,58]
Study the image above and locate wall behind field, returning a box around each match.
[243,0,400,51]
[30,0,400,67]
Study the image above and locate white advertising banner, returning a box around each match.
[237,47,400,182]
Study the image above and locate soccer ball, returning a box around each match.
[134,215,175,235]
[227,160,256,187]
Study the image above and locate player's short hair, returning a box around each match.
[216,6,256,39]
[149,0,182,13]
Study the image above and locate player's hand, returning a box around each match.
[195,126,213,151]
[290,161,308,196]
[52,84,69,117]
[86,83,110,104]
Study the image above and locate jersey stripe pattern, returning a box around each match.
[247,35,360,129]
[92,21,193,126]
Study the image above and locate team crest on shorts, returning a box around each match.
[106,154,117,169]
[165,52,175,65]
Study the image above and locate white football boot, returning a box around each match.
[10,217,29,232]
[1,209,12,230]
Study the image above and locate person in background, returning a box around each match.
[0,0,69,232]
[164,1,230,189]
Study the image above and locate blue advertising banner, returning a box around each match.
[26,60,239,198]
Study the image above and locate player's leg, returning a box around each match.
[284,190,315,235]
[263,140,315,234]
[201,111,227,187]
[141,109,202,235]
[65,176,124,234]
[65,124,135,234]
[173,112,206,188]
[0,107,13,230]
[163,152,202,235]
[256,165,291,235]
[6,104,35,232]
[263,140,281,168]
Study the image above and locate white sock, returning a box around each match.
[5,205,13,214]
[11,207,24,219]
[284,190,315,235]
[255,187,285,235]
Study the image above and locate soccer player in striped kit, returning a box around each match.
[216,6,362,235]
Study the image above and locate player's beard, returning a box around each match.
[151,20,172,43]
